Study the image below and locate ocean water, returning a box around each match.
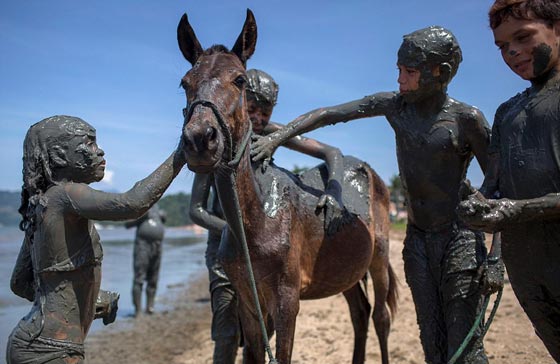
[0,224,207,360]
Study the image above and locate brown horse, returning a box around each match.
[178,10,398,364]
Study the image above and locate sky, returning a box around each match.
[0,0,528,196]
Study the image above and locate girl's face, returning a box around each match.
[64,127,106,183]
[493,17,560,81]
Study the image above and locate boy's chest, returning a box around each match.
[391,117,467,157]
[501,92,560,150]
[497,91,560,198]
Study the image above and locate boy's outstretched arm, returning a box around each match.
[251,94,390,163]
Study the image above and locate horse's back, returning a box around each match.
[261,156,391,299]
[298,155,389,225]
[252,155,389,228]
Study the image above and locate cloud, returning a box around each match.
[100,169,114,185]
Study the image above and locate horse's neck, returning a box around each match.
[214,150,265,237]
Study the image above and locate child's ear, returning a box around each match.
[48,145,68,168]
[437,63,452,84]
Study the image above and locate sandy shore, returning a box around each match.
[84,230,554,364]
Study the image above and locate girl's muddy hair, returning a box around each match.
[19,116,89,240]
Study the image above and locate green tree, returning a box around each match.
[389,174,404,202]
[291,165,309,175]
[388,174,406,223]
[158,192,192,226]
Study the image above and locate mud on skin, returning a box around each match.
[7,115,186,364]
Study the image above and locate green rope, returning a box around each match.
[228,174,278,364]
[481,288,502,338]
[447,287,503,364]
[185,100,277,363]
[223,122,277,363]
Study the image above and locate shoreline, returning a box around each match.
[85,270,213,364]
[84,232,553,364]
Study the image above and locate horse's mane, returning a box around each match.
[205,44,230,55]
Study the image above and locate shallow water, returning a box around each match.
[0,224,207,360]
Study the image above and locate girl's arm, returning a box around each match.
[64,149,186,221]
[10,237,35,301]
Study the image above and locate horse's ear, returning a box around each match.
[231,9,257,65]
[177,13,204,66]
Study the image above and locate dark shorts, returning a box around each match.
[7,321,85,364]
[403,222,488,364]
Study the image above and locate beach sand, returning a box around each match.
[84,230,554,364]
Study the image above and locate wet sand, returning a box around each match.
[84,230,554,364]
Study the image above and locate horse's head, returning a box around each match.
[177,10,257,173]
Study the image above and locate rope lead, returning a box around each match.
[448,287,503,364]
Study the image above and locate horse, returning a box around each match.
[177,10,398,364]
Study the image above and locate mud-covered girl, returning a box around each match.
[7,115,186,364]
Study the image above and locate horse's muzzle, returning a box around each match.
[182,123,223,173]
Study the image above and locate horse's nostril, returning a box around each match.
[206,127,216,141]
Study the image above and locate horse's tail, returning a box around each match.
[363,159,399,319]
[386,262,399,319]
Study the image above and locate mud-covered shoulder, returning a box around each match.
[42,183,74,210]
[447,97,484,122]
[361,91,399,115]
[493,90,528,125]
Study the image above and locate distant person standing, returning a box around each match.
[125,204,167,316]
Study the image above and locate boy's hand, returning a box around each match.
[480,258,505,295]
[251,133,281,171]
[458,180,521,232]
[458,179,495,232]
[316,183,352,236]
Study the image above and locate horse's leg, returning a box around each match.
[238,304,268,364]
[369,234,398,364]
[273,286,300,364]
[342,282,371,364]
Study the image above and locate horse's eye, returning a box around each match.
[234,75,246,88]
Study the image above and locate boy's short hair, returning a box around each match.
[246,69,279,107]
[398,26,463,81]
[489,0,560,29]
